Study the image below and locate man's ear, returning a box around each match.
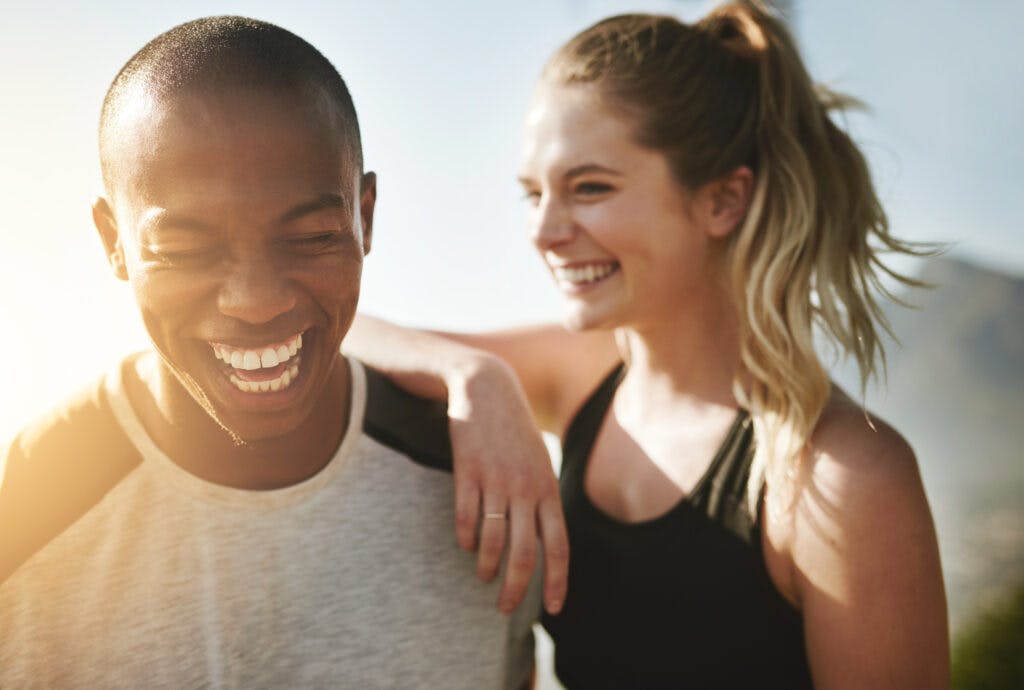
[358,171,377,256]
[91,197,128,281]
[703,165,754,239]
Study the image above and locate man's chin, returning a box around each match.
[153,332,341,448]
[191,381,320,448]
[168,366,246,445]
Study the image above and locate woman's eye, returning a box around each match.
[521,189,542,205]
[575,182,612,196]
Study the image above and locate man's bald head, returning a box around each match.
[99,16,362,196]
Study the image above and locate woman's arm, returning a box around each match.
[347,316,619,434]
[779,396,949,688]
[343,314,618,615]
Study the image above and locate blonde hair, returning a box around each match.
[544,2,928,510]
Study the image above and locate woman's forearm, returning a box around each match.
[344,313,511,406]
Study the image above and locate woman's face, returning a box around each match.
[518,83,720,333]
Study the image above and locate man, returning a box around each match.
[0,16,562,688]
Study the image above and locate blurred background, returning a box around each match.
[1,1,1021,686]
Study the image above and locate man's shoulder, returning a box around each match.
[359,363,453,473]
[6,369,134,464]
[1,366,142,584]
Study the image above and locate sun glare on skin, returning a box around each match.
[110,89,160,134]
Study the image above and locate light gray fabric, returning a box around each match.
[0,358,539,689]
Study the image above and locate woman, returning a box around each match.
[349,2,948,687]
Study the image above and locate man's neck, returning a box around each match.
[125,351,352,490]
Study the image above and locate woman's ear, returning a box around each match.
[92,197,128,281]
[704,165,754,239]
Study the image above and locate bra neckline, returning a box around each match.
[563,363,749,529]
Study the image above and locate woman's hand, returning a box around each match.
[447,356,568,615]
[344,314,571,615]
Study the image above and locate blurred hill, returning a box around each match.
[831,256,1024,632]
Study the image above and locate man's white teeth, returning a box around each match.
[211,333,303,371]
[229,362,301,394]
[243,351,261,370]
[553,263,617,285]
[260,348,278,368]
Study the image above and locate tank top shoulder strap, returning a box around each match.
[561,362,625,473]
[690,408,761,543]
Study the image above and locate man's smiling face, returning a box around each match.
[95,85,375,443]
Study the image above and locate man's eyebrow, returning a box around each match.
[139,210,212,235]
[137,195,349,238]
[279,193,348,224]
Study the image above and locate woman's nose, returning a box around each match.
[529,195,576,251]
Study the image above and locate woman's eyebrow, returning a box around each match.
[564,163,623,178]
[517,163,624,186]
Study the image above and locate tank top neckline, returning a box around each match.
[564,362,750,530]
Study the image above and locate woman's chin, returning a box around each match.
[561,304,620,333]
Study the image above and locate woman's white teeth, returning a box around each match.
[229,362,300,394]
[553,263,617,284]
[211,333,303,371]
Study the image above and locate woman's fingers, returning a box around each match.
[476,495,509,583]
[497,498,539,613]
[538,494,569,615]
[468,484,570,614]
[446,361,568,613]
[480,490,568,615]
[454,473,481,552]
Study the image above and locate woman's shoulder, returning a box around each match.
[784,384,931,557]
[770,386,948,687]
[778,382,941,606]
[805,384,920,495]
[763,385,927,594]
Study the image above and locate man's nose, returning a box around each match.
[217,252,296,325]
[528,195,576,252]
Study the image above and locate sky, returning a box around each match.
[2,0,1022,443]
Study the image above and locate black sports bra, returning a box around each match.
[541,364,813,689]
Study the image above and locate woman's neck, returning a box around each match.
[614,285,741,413]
